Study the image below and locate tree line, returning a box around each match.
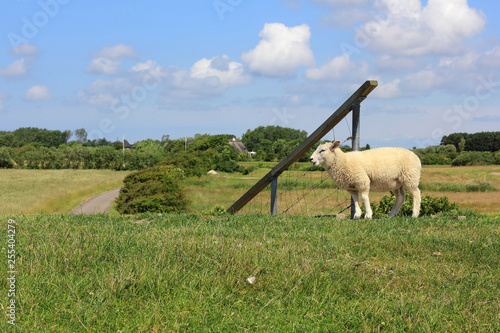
[440,131,500,152]
[1,127,499,170]
[413,131,500,166]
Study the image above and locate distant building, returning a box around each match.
[228,138,249,153]
[123,139,133,150]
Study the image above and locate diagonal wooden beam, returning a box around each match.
[226,80,378,214]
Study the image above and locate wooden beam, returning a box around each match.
[226,80,378,215]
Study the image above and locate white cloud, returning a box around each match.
[10,43,39,56]
[86,44,139,75]
[158,56,251,103]
[371,69,446,99]
[311,0,372,28]
[0,44,38,78]
[129,60,166,86]
[372,79,402,99]
[305,53,368,81]
[77,78,134,105]
[190,55,250,86]
[162,68,229,100]
[404,69,445,92]
[360,0,486,56]
[241,23,315,77]
[0,58,29,77]
[480,46,500,68]
[91,44,138,59]
[375,55,420,73]
[25,85,51,101]
[438,46,500,72]
[78,54,250,109]
[86,57,123,75]
[130,60,159,73]
[313,0,369,5]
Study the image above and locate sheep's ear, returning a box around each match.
[330,140,341,151]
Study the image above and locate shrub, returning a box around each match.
[115,165,189,214]
[0,147,16,168]
[451,151,494,166]
[241,166,257,175]
[204,204,227,216]
[368,192,459,218]
[494,151,500,165]
[160,150,215,177]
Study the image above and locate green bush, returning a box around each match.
[115,165,189,214]
[160,150,215,177]
[0,147,16,168]
[241,166,257,175]
[368,192,459,218]
[451,151,495,166]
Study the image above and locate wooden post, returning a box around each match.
[351,103,361,219]
[226,80,377,215]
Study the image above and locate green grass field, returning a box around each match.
[0,169,131,215]
[1,165,499,216]
[1,213,499,331]
[185,164,500,215]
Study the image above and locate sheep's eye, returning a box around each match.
[319,149,325,154]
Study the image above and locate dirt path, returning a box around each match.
[70,187,121,215]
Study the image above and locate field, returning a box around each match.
[184,164,500,215]
[0,169,131,215]
[1,213,499,331]
[1,166,499,331]
[1,165,499,217]
[420,165,500,213]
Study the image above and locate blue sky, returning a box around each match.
[1,0,499,148]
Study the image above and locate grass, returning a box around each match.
[0,169,131,215]
[420,180,498,192]
[1,165,498,216]
[1,213,499,331]
[183,164,500,215]
[419,165,500,213]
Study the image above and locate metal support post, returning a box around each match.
[351,103,361,219]
[270,177,278,216]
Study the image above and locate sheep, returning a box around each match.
[310,140,421,219]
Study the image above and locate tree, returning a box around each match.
[133,139,167,166]
[0,147,16,168]
[464,132,499,152]
[241,126,307,157]
[0,133,16,147]
[441,131,500,152]
[441,132,468,151]
[458,137,466,152]
[74,128,88,143]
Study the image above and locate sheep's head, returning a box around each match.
[309,140,341,166]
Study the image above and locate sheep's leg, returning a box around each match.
[388,187,405,217]
[350,193,362,219]
[360,191,372,219]
[407,187,421,217]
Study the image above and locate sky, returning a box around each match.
[0,0,499,148]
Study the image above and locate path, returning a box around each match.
[70,187,121,215]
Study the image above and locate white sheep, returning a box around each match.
[310,140,421,219]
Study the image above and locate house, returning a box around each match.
[228,138,249,153]
[123,139,133,150]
